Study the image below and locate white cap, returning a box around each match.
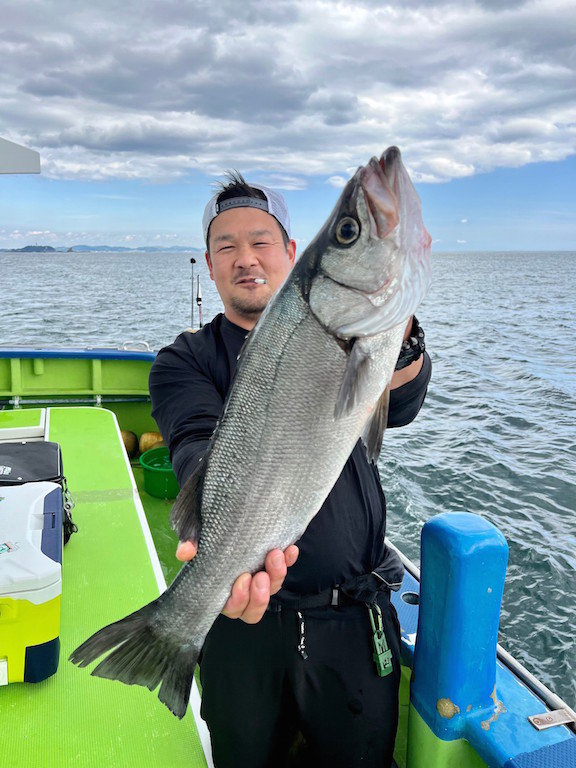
[202,183,291,245]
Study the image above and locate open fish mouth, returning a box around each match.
[360,149,401,241]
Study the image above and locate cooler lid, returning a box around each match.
[0,440,62,485]
[0,482,62,596]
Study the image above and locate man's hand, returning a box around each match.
[176,541,299,624]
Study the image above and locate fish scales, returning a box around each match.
[165,281,366,645]
[69,146,432,719]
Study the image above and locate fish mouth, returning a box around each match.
[360,148,401,240]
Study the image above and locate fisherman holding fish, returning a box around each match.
[149,161,431,766]
[72,149,431,766]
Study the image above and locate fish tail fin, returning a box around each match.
[69,601,199,719]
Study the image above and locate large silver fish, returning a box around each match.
[70,147,432,718]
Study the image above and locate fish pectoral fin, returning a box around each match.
[361,387,389,462]
[169,458,204,544]
[335,339,371,418]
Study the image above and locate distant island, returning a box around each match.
[4,245,57,253]
[0,244,203,253]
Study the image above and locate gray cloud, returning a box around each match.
[0,0,574,182]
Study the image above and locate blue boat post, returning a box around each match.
[408,512,508,765]
[407,512,576,767]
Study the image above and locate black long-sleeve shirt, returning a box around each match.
[150,313,431,595]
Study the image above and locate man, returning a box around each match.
[149,174,431,767]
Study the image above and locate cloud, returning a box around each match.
[0,0,574,183]
[254,174,308,190]
[461,218,468,223]
[326,176,348,189]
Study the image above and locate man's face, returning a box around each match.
[205,206,296,329]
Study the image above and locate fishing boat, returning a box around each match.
[1,141,575,767]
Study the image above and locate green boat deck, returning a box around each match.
[0,407,209,767]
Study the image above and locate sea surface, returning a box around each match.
[2,249,575,707]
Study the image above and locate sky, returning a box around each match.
[0,0,574,252]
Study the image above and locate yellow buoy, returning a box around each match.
[139,431,165,455]
[121,430,139,458]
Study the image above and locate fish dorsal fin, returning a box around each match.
[334,339,371,418]
[169,458,204,544]
[361,386,390,463]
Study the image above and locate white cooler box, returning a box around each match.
[0,482,63,684]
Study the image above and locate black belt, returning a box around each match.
[267,586,374,613]
[268,584,394,675]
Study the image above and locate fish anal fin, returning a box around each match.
[169,459,204,544]
[361,386,390,462]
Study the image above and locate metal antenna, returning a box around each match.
[190,258,196,328]
[196,274,203,328]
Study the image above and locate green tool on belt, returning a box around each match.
[368,603,393,677]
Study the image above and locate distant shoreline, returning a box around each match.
[1,246,573,255]
[0,245,203,254]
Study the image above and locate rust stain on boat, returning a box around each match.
[481,686,506,731]
[437,698,460,718]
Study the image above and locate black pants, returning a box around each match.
[199,594,401,768]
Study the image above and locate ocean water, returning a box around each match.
[1,249,575,706]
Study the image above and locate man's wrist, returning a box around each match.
[395,316,425,371]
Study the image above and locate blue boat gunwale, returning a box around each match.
[0,347,157,362]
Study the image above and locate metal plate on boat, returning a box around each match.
[528,708,575,730]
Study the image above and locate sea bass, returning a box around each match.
[70,147,432,718]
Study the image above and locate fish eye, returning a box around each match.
[335,216,360,246]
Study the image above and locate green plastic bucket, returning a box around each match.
[139,446,180,499]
